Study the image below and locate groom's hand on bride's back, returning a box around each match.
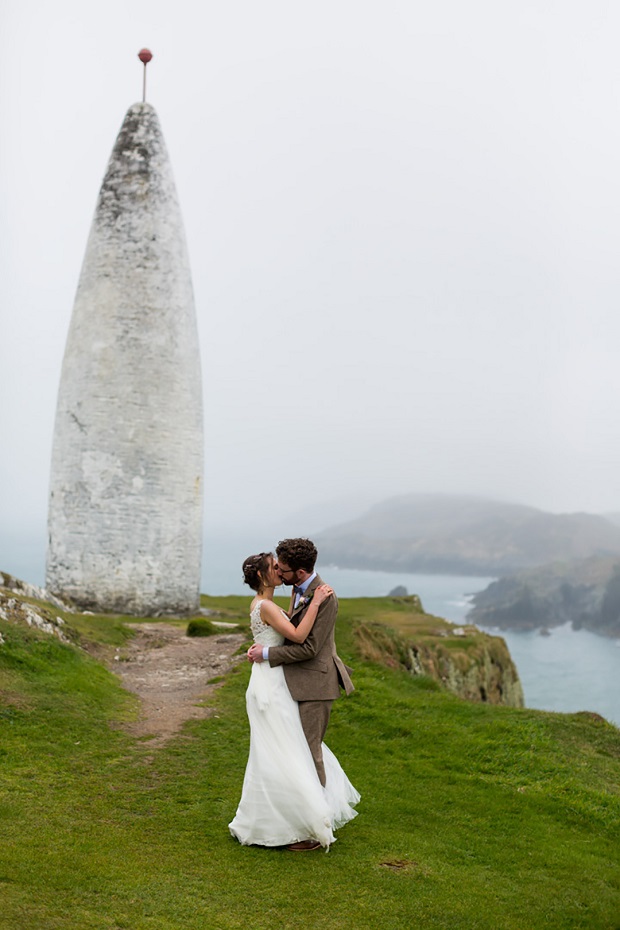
[247,644,264,663]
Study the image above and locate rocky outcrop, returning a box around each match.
[468,556,620,637]
[0,572,71,610]
[425,634,524,706]
[354,598,524,707]
[0,577,70,644]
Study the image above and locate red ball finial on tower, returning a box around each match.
[138,49,153,102]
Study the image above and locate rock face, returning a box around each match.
[46,103,203,615]
[354,598,524,707]
[468,556,620,637]
[419,633,524,707]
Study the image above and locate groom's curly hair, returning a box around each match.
[275,538,318,573]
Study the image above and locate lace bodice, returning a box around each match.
[250,600,286,646]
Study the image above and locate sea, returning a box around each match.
[204,545,620,727]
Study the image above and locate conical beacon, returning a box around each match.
[46,102,203,615]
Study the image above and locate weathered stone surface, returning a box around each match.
[46,103,203,615]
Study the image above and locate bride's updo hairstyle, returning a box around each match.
[242,552,273,592]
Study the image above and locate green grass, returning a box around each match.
[186,618,218,637]
[0,596,619,929]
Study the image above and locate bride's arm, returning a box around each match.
[259,586,333,643]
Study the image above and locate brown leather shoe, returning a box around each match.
[286,839,322,851]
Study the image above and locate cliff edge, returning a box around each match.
[353,595,524,707]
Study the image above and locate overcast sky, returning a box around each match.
[2,0,620,583]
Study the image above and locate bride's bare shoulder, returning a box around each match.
[258,599,286,624]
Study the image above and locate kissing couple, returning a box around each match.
[228,537,360,851]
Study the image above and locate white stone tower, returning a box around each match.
[46,99,203,615]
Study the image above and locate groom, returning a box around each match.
[248,537,354,799]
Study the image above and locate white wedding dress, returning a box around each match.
[228,601,360,849]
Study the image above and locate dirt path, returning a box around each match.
[112,622,246,747]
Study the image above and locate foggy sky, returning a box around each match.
[2,0,620,583]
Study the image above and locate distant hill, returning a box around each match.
[315,494,620,576]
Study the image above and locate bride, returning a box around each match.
[228,551,359,850]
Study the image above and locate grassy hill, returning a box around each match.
[1,595,619,929]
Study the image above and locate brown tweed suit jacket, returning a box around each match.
[267,574,354,702]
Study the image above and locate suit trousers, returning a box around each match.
[298,699,333,787]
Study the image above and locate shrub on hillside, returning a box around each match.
[186,618,217,637]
